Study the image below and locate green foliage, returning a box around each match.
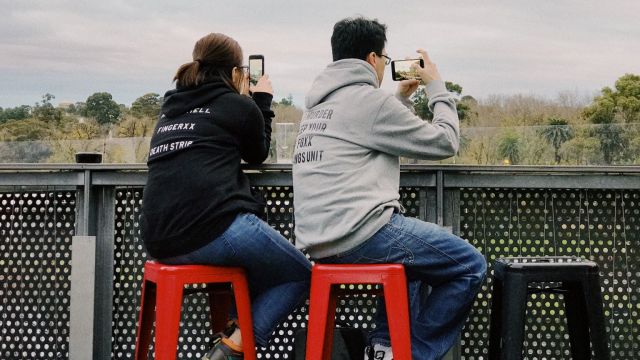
[538,117,574,164]
[497,131,521,165]
[279,94,294,107]
[411,81,471,122]
[85,92,121,124]
[32,93,63,123]
[583,73,640,164]
[592,123,628,164]
[0,105,31,123]
[130,93,162,119]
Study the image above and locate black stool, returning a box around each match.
[488,256,610,360]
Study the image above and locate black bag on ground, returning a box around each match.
[292,326,368,360]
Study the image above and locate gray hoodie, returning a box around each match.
[292,59,459,259]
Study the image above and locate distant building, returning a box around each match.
[58,101,74,109]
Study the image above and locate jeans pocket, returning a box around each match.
[391,239,415,264]
[219,233,238,258]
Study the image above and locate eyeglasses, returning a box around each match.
[237,65,249,73]
[377,53,391,66]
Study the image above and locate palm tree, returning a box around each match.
[539,117,574,164]
[498,131,521,165]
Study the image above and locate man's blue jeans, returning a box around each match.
[160,212,312,346]
[318,213,487,360]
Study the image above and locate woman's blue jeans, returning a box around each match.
[160,212,312,347]
[318,213,487,360]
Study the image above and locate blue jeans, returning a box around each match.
[160,213,312,347]
[318,213,487,360]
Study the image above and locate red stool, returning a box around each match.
[306,264,412,360]
[134,261,257,360]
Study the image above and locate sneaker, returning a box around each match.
[364,344,393,360]
[210,320,239,345]
[202,338,244,360]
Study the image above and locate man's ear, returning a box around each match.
[365,52,377,67]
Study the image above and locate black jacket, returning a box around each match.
[141,79,274,259]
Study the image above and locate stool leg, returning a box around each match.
[306,280,337,360]
[500,275,528,360]
[583,272,611,360]
[207,283,233,334]
[382,278,412,360]
[232,274,257,360]
[154,277,184,360]
[564,282,590,360]
[488,278,504,360]
[135,279,156,360]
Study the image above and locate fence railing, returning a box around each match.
[1,164,638,359]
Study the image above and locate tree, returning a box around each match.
[583,73,640,164]
[278,94,294,107]
[85,92,121,124]
[0,105,31,123]
[412,81,471,122]
[497,131,521,165]
[130,93,162,119]
[32,93,63,123]
[538,117,574,164]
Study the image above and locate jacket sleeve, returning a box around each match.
[240,92,274,164]
[367,80,460,160]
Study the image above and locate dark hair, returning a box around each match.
[173,33,243,91]
[331,17,387,62]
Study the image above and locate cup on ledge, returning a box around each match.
[274,122,295,163]
[75,152,103,164]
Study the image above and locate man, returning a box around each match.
[292,17,487,360]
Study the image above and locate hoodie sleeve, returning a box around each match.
[240,92,274,164]
[367,80,460,160]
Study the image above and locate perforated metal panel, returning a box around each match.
[112,186,639,359]
[0,190,76,359]
[111,186,425,359]
[112,188,146,359]
[459,188,639,359]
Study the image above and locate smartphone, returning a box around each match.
[391,58,424,81]
[248,55,264,86]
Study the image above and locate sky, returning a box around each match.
[1,0,639,109]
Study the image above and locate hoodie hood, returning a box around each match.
[305,59,379,109]
[161,79,233,118]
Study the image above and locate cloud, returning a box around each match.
[0,0,639,107]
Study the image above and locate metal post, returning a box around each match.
[70,235,96,360]
[93,186,116,360]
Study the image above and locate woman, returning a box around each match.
[141,33,311,360]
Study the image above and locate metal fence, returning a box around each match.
[0,164,638,359]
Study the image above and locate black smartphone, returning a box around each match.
[248,55,264,86]
[391,58,424,81]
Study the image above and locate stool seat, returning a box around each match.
[134,261,256,360]
[488,256,610,360]
[306,263,412,360]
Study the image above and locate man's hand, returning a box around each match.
[396,79,420,98]
[251,74,273,95]
[414,49,442,84]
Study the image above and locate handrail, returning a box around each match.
[1,163,639,174]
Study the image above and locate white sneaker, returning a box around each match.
[364,344,393,360]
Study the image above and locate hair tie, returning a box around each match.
[194,59,202,65]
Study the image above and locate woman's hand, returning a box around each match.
[251,74,273,95]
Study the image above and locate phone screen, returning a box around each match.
[249,57,264,86]
[391,59,423,81]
